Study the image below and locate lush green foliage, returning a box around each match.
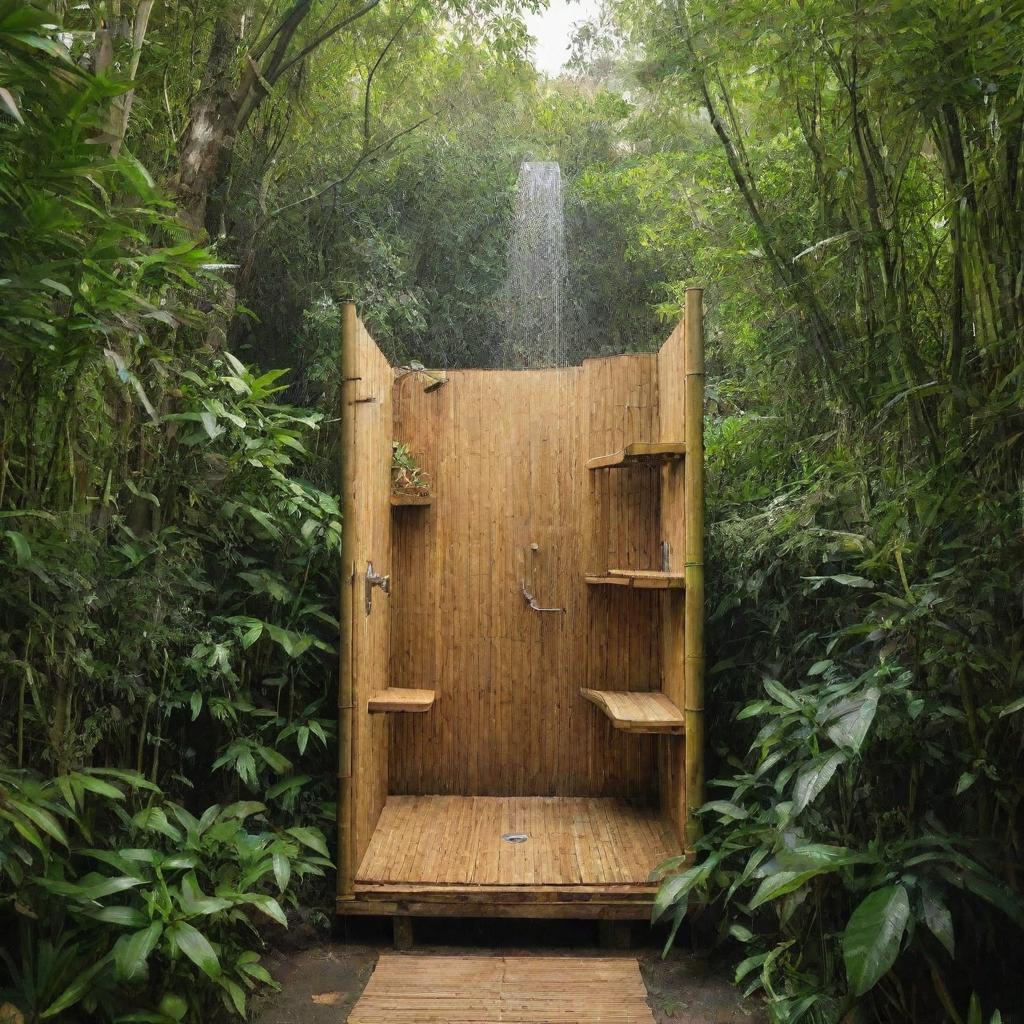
[604,0,1024,1020]
[1,768,329,1021]
[0,6,338,1019]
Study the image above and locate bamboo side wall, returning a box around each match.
[656,320,687,840]
[389,355,663,798]
[337,308,393,899]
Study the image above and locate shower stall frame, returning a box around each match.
[336,291,705,921]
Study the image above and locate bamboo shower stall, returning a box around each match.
[337,289,705,920]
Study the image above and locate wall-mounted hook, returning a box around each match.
[365,562,391,615]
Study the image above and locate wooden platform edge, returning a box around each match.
[581,688,686,734]
[338,894,657,919]
[586,571,686,590]
[586,441,686,470]
[367,688,436,713]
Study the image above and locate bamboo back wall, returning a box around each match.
[389,355,664,799]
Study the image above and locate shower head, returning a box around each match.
[397,362,448,392]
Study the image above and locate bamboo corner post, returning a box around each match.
[683,287,706,851]
[337,300,357,902]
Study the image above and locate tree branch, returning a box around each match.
[269,112,434,218]
[364,8,416,151]
[273,0,383,84]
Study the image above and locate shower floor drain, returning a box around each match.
[501,832,528,844]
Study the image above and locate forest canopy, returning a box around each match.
[1,1,1022,1023]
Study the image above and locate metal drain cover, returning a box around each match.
[501,832,528,844]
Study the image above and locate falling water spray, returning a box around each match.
[500,161,576,368]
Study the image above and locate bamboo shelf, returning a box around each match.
[367,688,436,713]
[390,493,431,507]
[585,570,685,590]
[586,441,685,470]
[581,689,685,734]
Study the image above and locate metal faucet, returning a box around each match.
[365,563,391,614]
[520,582,564,614]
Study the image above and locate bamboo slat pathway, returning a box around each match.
[349,954,655,1024]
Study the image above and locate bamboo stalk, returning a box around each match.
[683,287,706,851]
[337,301,357,901]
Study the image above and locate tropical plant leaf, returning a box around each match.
[792,750,846,814]
[168,921,220,979]
[114,923,163,982]
[842,884,910,997]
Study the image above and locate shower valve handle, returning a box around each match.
[520,582,564,614]
[365,563,391,614]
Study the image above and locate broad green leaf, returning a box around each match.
[241,893,287,926]
[956,771,976,795]
[88,905,148,927]
[68,772,124,800]
[701,800,748,820]
[38,874,144,901]
[133,806,182,841]
[920,885,954,956]
[0,86,23,124]
[662,895,688,956]
[161,853,199,870]
[999,696,1024,718]
[842,885,910,997]
[4,530,31,566]
[763,679,800,709]
[748,868,830,909]
[804,573,875,589]
[179,872,231,915]
[265,774,311,799]
[168,921,220,979]
[257,745,292,773]
[735,951,770,983]
[793,750,845,814]
[114,923,163,982]
[285,826,330,858]
[8,798,66,845]
[652,865,701,922]
[273,850,291,892]
[249,507,281,538]
[239,959,274,984]
[824,688,880,753]
[220,800,266,821]
[41,955,110,1017]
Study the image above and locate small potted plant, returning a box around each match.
[391,441,431,499]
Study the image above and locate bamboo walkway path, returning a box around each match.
[349,954,655,1023]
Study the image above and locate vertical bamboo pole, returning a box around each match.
[683,287,705,851]
[336,301,357,903]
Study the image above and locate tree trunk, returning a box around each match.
[175,19,242,233]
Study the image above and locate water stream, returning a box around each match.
[499,161,576,368]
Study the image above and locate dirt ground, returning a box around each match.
[256,919,765,1024]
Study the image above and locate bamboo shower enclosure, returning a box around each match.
[337,290,705,919]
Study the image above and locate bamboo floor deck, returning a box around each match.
[355,795,680,887]
[349,954,655,1024]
